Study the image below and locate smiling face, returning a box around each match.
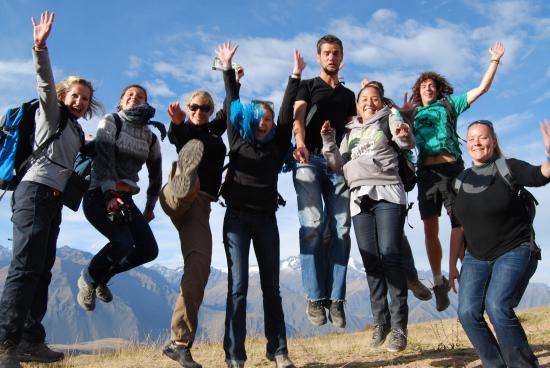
[419,78,439,106]
[62,82,91,119]
[357,87,383,121]
[467,123,497,165]
[119,86,147,111]
[255,107,274,141]
[316,42,342,76]
[187,95,213,126]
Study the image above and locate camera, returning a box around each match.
[107,203,133,224]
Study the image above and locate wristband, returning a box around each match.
[491,59,500,64]
[291,73,301,78]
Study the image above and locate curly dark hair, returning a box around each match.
[411,72,453,105]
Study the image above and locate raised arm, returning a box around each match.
[541,119,550,178]
[216,42,240,102]
[466,41,505,105]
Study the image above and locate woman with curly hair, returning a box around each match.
[403,41,505,313]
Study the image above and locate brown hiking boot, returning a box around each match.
[328,300,346,328]
[17,341,64,363]
[306,300,327,326]
[407,278,432,301]
[434,276,451,312]
[171,139,203,198]
[96,284,113,303]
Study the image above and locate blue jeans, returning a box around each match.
[401,235,420,281]
[293,154,351,301]
[0,182,62,345]
[83,188,158,286]
[458,245,538,368]
[223,208,288,362]
[353,197,408,329]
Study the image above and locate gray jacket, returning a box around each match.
[322,107,415,190]
[22,48,84,192]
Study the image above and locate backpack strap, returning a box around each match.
[111,113,160,151]
[379,115,399,153]
[494,157,515,190]
[440,97,465,144]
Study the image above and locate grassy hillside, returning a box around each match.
[24,306,550,367]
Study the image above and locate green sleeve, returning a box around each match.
[450,93,470,116]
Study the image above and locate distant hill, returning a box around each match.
[1,245,550,344]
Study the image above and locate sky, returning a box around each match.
[1,0,550,284]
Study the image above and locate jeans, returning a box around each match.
[293,154,351,301]
[353,197,408,329]
[83,188,158,286]
[458,245,539,368]
[223,208,288,362]
[401,235,419,281]
[0,181,62,344]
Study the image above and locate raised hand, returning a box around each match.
[396,92,417,126]
[320,120,333,135]
[489,41,505,62]
[215,42,239,68]
[293,49,306,75]
[541,119,550,154]
[32,10,55,49]
[235,65,245,82]
[361,78,370,89]
[394,122,410,138]
[167,102,186,125]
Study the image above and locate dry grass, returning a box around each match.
[24,306,550,368]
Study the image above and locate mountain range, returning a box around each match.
[1,244,549,344]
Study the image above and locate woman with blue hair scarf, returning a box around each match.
[216,42,304,368]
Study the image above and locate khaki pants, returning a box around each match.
[159,164,212,346]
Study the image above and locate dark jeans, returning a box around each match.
[223,207,288,362]
[83,188,158,285]
[458,245,539,367]
[353,197,408,329]
[0,181,62,344]
[401,235,419,281]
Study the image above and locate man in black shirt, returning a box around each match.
[292,34,356,328]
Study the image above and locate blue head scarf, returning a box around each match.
[230,99,276,145]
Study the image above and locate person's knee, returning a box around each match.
[458,302,483,326]
[486,300,513,327]
[141,241,159,262]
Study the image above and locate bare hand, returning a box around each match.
[293,146,309,164]
[215,42,239,68]
[320,120,333,135]
[168,102,186,125]
[361,78,370,88]
[235,65,245,82]
[489,41,505,61]
[540,119,550,154]
[32,10,55,48]
[107,197,124,212]
[396,92,417,126]
[395,122,410,138]
[293,49,306,75]
[449,264,459,293]
[85,134,94,142]
[143,208,155,223]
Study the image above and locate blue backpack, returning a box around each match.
[0,99,69,192]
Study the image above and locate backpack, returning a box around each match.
[453,157,541,259]
[0,99,69,191]
[379,115,417,192]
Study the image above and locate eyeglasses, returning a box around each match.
[188,104,211,113]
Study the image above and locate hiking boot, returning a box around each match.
[407,278,432,301]
[328,300,346,328]
[433,276,450,312]
[162,341,202,368]
[369,324,391,348]
[266,353,296,368]
[226,359,245,368]
[306,300,327,326]
[0,341,21,368]
[171,139,203,198]
[386,328,407,352]
[96,284,113,303]
[77,271,96,311]
[17,341,64,363]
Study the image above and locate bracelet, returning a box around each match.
[491,59,500,64]
[291,73,301,78]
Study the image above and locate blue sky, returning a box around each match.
[1,0,550,283]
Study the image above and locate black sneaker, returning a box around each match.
[171,139,204,198]
[386,328,407,352]
[433,276,450,312]
[0,341,21,368]
[369,324,390,348]
[17,341,64,363]
[96,284,113,303]
[306,300,327,326]
[327,300,346,328]
[266,353,296,368]
[162,341,202,368]
[407,278,432,301]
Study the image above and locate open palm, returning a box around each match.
[32,10,55,47]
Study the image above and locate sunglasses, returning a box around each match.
[188,104,211,113]
[468,119,494,129]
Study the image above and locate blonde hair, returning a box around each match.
[55,76,102,119]
[467,120,503,158]
[186,90,215,113]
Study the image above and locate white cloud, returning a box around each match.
[124,55,143,77]
[143,79,175,98]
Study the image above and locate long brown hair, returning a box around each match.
[411,71,453,105]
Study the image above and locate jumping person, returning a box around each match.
[292,34,356,328]
[406,41,505,311]
[0,11,100,367]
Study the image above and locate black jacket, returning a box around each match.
[221,69,299,213]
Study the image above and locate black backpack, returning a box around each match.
[453,157,541,259]
[379,115,417,192]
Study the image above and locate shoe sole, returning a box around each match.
[172,140,204,198]
[77,275,96,311]
[387,344,407,353]
[18,354,64,363]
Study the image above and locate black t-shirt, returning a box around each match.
[296,77,356,151]
[454,158,549,260]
